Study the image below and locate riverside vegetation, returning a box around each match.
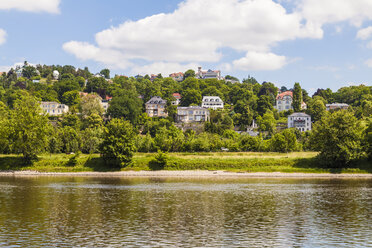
[0,63,371,172]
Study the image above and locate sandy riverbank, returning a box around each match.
[0,170,371,178]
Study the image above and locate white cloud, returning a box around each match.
[0,29,6,45]
[63,0,372,75]
[365,58,372,68]
[130,62,198,76]
[357,26,372,40]
[0,0,60,14]
[233,52,287,71]
[64,0,320,73]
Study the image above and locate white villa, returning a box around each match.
[177,106,210,123]
[326,103,349,111]
[288,112,312,132]
[196,67,222,80]
[40,102,69,116]
[201,96,224,110]
[276,91,293,112]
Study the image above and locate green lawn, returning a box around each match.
[0,152,370,174]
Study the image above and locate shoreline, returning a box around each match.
[0,170,371,178]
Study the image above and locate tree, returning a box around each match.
[309,111,366,167]
[306,99,326,122]
[184,69,195,79]
[86,77,108,97]
[270,129,299,153]
[0,102,10,153]
[61,90,80,106]
[181,89,202,106]
[256,110,276,135]
[79,94,104,117]
[107,89,143,124]
[100,119,136,167]
[8,96,51,161]
[100,69,110,79]
[293,82,303,112]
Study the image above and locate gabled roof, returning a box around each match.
[146,96,167,105]
[276,91,293,100]
[288,112,310,117]
[173,93,181,99]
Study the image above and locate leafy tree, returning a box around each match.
[309,111,366,167]
[8,96,51,161]
[100,119,136,167]
[256,110,276,135]
[181,89,202,106]
[107,89,143,124]
[0,102,10,153]
[59,126,81,153]
[86,77,108,97]
[54,79,81,100]
[22,66,38,79]
[306,99,326,122]
[79,94,104,117]
[293,82,303,112]
[257,95,274,116]
[61,90,80,106]
[269,129,299,153]
[81,127,103,154]
[100,69,110,79]
[184,69,195,79]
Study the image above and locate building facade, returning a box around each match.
[196,67,222,80]
[177,106,210,123]
[145,96,168,117]
[172,93,182,105]
[201,96,224,110]
[288,112,311,132]
[169,72,184,82]
[326,103,349,111]
[276,91,293,112]
[40,102,69,116]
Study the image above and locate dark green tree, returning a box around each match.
[100,69,110,79]
[309,111,366,167]
[100,119,136,167]
[293,82,303,112]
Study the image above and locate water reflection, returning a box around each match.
[0,177,371,247]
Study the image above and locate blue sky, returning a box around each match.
[0,0,371,94]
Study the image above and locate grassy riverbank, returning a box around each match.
[0,152,370,174]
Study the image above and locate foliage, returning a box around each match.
[79,94,104,117]
[309,111,366,167]
[149,150,169,170]
[293,82,303,112]
[107,89,143,124]
[100,119,136,167]
[8,95,51,161]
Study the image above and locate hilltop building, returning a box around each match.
[201,96,224,110]
[196,67,222,80]
[275,91,307,112]
[169,72,184,82]
[288,112,311,132]
[145,96,168,117]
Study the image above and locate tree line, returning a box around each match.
[0,64,371,168]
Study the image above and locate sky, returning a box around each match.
[0,0,371,94]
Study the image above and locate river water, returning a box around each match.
[0,176,371,247]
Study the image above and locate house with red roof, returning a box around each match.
[275,91,293,112]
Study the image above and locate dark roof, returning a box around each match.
[146,96,167,104]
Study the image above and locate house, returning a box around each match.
[276,91,293,112]
[40,102,69,116]
[276,91,307,112]
[169,72,184,82]
[326,103,349,111]
[288,112,311,132]
[201,96,224,110]
[177,106,210,123]
[172,93,182,105]
[145,96,168,117]
[196,67,222,80]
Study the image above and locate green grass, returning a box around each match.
[0,152,370,174]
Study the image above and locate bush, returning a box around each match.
[149,150,169,170]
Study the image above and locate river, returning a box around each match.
[0,176,371,247]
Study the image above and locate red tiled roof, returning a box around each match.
[276,91,293,100]
[173,93,181,99]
